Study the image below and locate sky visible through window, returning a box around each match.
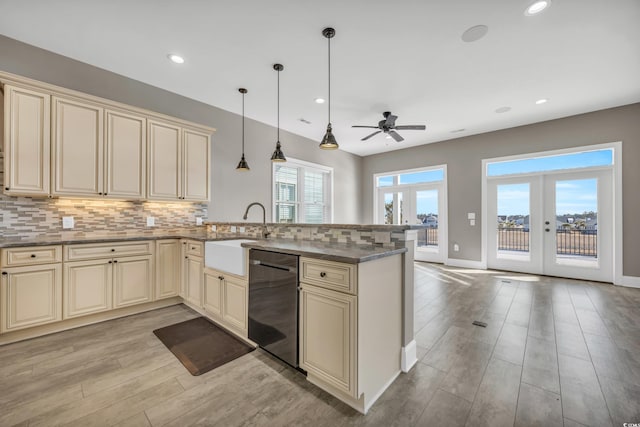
[492,150,610,216]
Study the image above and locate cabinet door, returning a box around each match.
[300,284,357,398]
[52,97,104,196]
[182,128,210,201]
[64,259,112,318]
[185,256,203,307]
[203,270,222,319]
[113,255,153,308]
[1,264,62,332]
[148,119,181,200]
[105,109,146,199]
[155,240,180,300]
[222,275,247,333]
[3,85,51,196]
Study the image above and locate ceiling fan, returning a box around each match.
[352,111,426,142]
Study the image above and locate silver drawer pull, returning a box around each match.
[320,272,326,278]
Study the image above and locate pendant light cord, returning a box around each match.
[328,35,331,124]
[277,68,280,141]
[242,92,245,155]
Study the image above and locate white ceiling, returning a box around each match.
[1,0,639,157]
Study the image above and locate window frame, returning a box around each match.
[272,158,334,224]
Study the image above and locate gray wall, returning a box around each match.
[0,35,363,224]
[362,103,640,277]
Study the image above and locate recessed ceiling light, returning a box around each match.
[167,54,185,64]
[495,106,512,113]
[299,118,312,124]
[535,98,548,105]
[451,128,466,133]
[461,25,489,43]
[385,135,392,140]
[314,98,325,104]
[525,0,551,16]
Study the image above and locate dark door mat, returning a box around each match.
[153,317,255,376]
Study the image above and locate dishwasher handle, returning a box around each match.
[250,259,297,273]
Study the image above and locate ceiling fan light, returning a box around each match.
[271,141,287,162]
[319,124,339,150]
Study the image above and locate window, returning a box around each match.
[487,148,613,177]
[273,159,333,223]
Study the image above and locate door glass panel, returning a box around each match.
[555,178,598,259]
[416,189,438,250]
[383,192,403,224]
[497,183,530,255]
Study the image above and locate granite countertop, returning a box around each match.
[0,231,406,263]
[240,239,407,264]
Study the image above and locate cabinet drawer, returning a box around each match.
[300,257,357,295]
[2,246,62,267]
[64,241,153,261]
[184,240,204,257]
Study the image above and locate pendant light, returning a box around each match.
[236,88,250,171]
[271,63,286,162]
[319,27,339,150]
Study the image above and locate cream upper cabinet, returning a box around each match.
[2,85,51,196]
[182,128,210,201]
[155,240,180,300]
[105,109,146,199]
[52,96,104,197]
[148,120,211,201]
[148,119,181,200]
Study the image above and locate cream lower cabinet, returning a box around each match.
[1,263,63,333]
[155,240,181,300]
[63,241,154,319]
[182,240,204,308]
[299,255,403,414]
[203,267,248,337]
[300,281,357,398]
[0,245,63,333]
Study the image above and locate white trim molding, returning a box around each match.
[401,340,418,373]
[617,275,640,288]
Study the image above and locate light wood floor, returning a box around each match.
[1,264,639,426]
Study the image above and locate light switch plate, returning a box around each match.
[301,228,312,239]
[146,217,155,227]
[210,225,217,232]
[453,243,460,252]
[239,226,246,233]
[62,216,74,229]
[196,217,203,225]
[468,212,476,220]
[470,219,476,226]
[230,225,237,233]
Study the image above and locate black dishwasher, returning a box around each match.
[248,249,299,367]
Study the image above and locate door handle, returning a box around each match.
[545,228,550,232]
[545,221,550,225]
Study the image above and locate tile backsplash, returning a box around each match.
[0,151,207,239]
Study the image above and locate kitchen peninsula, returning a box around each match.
[0,222,421,413]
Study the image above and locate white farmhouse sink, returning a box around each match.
[205,239,255,276]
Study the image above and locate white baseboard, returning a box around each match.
[618,275,640,288]
[445,258,486,269]
[401,340,418,373]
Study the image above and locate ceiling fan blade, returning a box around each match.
[389,130,404,142]
[385,114,398,127]
[361,131,381,141]
[394,125,426,130]
[352,125,379,128]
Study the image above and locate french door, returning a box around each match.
[378,183,447,263]
[487,169,612,282]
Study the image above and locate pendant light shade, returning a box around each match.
[271,63,286,162]
[319,27,339,150]
[236,88,250,171]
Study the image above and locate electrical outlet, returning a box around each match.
[453,243,460,252]
[210,225,217,232]
[301,228,312,239]
[239,226,246,233]
[470,219,476,226]
[374,231,391,244]
[62,216,74,229]
[146,217,155,227]
[230,225,237,233]
[196,217,203,225]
